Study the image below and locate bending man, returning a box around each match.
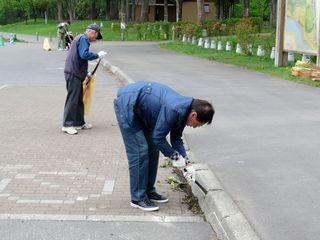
[114,81,214,211]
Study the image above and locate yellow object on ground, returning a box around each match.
[43,38,51,51]
[83,74,96,116]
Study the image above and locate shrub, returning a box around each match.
[235,18,259,55]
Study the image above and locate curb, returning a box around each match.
[101,59,135,85]
[100,58,261,240]
[191,164,261,240]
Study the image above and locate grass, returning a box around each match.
[159,41,320,88]
[0,19,138,41]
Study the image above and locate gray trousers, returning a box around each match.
[63,73,85,127]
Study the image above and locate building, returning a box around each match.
[133,0,217,22]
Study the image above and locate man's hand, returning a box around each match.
[98,50,107,59]
[169,152,186,168]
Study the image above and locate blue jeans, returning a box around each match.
[114,99,159,202]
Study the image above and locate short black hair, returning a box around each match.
[190,99,214,124]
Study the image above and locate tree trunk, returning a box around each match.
[219,0,224,19]
[140,0,149,22]
[213,0,219,19]
[110,0,119,19]
[126,0,130,21]
[105,0,110,20]
[91,0,97,19]
[120,0,126,21]
[270,0,277,25]
[197,0,204,24]
[57,0,63,22]
[228,0,235,17]
[131,0,136,21]
[164,0,168,21]
[175,0,182,22]
[242,0,249,17]
[65,0,76,22]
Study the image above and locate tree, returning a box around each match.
[197,0,204,24]
[242,0,249,17]
[164,0,168,21]
[110,0,119,19]
[269,0,277,25]
[105,0,110,20]
[140,0,149,22]
[57,0,63,21]
[91,0,97,19]
[131,0,136,21]
[175,0,183,21]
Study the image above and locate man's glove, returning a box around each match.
[169,152,186,168]
[183,165,195,182]
[98,50,107,59]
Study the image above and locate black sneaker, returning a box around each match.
[148,192,169,203]
[130,199,159,211]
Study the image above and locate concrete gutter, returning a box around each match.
[100,58,261,240]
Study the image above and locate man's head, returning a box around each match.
[186,99,214,128]
[85,24,103,42]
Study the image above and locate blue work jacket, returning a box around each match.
[116,81,193,158]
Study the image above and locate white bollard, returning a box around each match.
[198,38,204,47]
[257,45,265,56]
[217,41,223,50]
[288,52,295,62]
[247,44,253,54]
[236,43,242,54]
[182,34,187,42]
[226,41,232,51]
[192,36,197,45]
[270,47,275,59]
[204,39,210,49]
[302,54,311,63]
[210,40,216,49]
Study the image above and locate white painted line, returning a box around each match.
[15,174,36,179]
[0,214,204,223]
[40,200,63,204]
[0,179,11,192]
[102,180,115,195]
[17,200,40,204]
[0,85,7,90]
[38,171,58,175]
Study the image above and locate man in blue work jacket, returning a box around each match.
[62,24,107,135]
[114,81,214,211]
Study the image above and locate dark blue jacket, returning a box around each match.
[64,34,99,80]
[116,81,193,158]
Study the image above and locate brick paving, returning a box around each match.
[0,83,197,218]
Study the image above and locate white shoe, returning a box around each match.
[61,127,78,135]
[74,123,93,130]
[172,156,186,168]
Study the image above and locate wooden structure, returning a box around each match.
[275,0,320,67]
[132,0,216,22]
